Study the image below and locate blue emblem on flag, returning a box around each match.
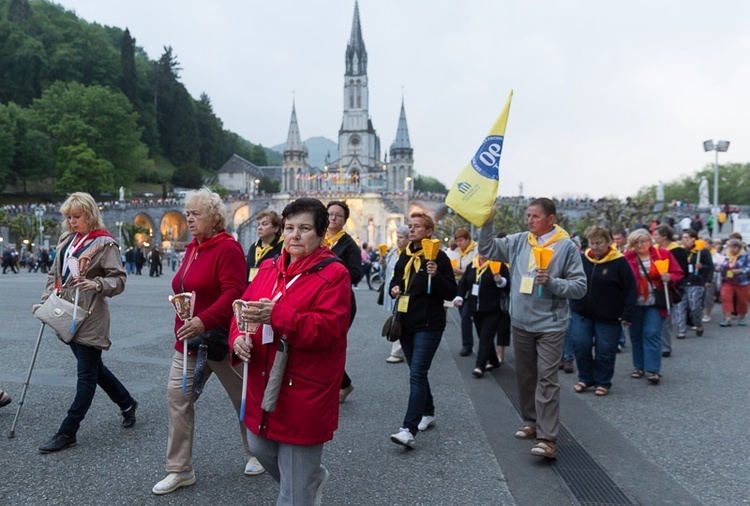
[457,182,471,194]
[470,135,504,180]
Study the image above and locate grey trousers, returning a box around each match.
[673,286,705,334]
[165,351,249,472]
[511,326,565,442]
[662,311,675,353]
[246,429,326,506]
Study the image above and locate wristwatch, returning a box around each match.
[94,281,103,293]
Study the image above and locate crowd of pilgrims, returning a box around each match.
[7,188,749,504]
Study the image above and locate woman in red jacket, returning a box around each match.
[231,197,352,505]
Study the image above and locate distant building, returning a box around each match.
[280,0,413,194]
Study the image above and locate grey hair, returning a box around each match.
[396,225,409,235]
[185,186,227,231]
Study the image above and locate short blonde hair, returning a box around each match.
[626,229,652,251]
[185,187,227,231]
[60,192,105,233]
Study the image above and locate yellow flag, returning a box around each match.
[446,90,513,227]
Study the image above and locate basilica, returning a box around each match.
[280,1,414,195]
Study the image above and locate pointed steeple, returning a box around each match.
[285,100,306,154]
[390,98,411,151]
[345,0,367,76]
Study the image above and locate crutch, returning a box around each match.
[8,323,46,439]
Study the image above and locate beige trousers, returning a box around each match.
[511,326,565,442]
[165,350,249,472]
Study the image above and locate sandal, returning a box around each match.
[530,439,557,459]
[630,369,645,379]
[573,382,591,393]
[719,321,732,327]
[646,372,661,384]
[739,320,747,327]
[0,390,11,408]
[514,425,537,440]
[594,386,609,396]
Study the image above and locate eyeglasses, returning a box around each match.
[328,213,345,220]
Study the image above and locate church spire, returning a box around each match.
[391,97,411,150]
[345,0,367,76]
[285,100,305,153]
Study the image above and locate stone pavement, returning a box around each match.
[1,270,748,505]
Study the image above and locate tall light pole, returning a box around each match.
[34,206,44,249]
[703,139,730,238]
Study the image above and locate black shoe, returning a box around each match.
[562,360,575,374]
[696,327,704,337]
[662,351,671,358]
[459,347,472,357]
[121,400,138,428]
[39,434,77,454]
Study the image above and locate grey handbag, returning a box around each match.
[34,293,89,343]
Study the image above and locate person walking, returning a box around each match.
[383,225,409,363]
[478,198,587,459]
[652,224,688,355]
[718,238,750,327]
[152,187,264,495]
[570,227,636,397]
[324,201,361,404]
[389,212,457,448]
[32,192,137,454]
[245,210,283,284]
[452,228,478,356]
[675,229,713,337]
[623,229,683,386]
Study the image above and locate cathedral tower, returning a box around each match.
[389,98,413,192]
[282,101,308,192]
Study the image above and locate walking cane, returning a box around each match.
[8,323,46,439]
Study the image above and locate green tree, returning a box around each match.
[171,164,202,189]
[120,28,139,107]
[55,142,115,196]
[257,176,279,194]
[249,144,268,166]
[413,175,448,194]
[120,222,149,249]
[574,197,657,236]
[638,163,750,207]
[196,93,224,170]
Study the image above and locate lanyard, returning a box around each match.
[271,273,302,302]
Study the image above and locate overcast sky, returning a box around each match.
[55,0,750,199]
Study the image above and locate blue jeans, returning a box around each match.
[58,342,134,437]
[570,312,621,389]
[562,318,575,362]
[630,306,666,374]
[400,330,442,434]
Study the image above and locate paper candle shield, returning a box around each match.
[694,240,707,251]
[233,299,260,335]
[378,244,388,257]
[421,238,441,261]
[169,291,196,321]
[67,257,79,278]
[653,259,670,275]
[533,247,554,269]
[78,257,91,276]
[488,261,502,275]
[450,258,458,269]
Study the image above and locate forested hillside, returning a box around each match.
[0,0,279,198]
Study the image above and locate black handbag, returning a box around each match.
[381,303,402,342]
[187,327,229,361]
[376,283,384,305]
[637,257,681,309]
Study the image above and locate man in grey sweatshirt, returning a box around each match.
[478,198,586,459]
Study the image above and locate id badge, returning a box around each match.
[248,267,259,282]
[397,295,410,313]
[688,265,694,274]
[520,276,535,294]
[471,284,480,296]
[262,324,274,344]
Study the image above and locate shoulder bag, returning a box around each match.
[34,293,90,343]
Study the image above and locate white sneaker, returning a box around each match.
[152,471,196,495]
[390,427,415,448]
[244,456,265,476]
[702,315,711,323]
[313,467,330,506]
[385,355,404,363]
[418,415,436,431]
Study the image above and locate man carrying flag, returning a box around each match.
[478,199,586,459]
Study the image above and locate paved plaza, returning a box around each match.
[1,270,748,505]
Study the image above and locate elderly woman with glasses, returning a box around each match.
[569,227,636,396]
[623,229,683,385]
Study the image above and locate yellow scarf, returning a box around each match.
[460,241,477,257]
[403,242,425,289]
[254,237,283,265]
[584,246,623,264]
[727,251,742,265]
[324,230,346,249]
[666,242,681,251]
[527,225,570,270]
[472,257,490,282]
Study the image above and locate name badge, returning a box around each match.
[688,265,694,274]
[248,267,259,282]
[262,324,274,344]
[471,284,480,296]
[398,295,410,313]
[520,276,535,294]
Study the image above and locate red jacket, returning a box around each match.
[624,246,684,317]
[229,246,351,445]
[171,231,246,352]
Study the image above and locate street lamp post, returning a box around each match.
[34,206,44,249]
[703,139,730,238]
